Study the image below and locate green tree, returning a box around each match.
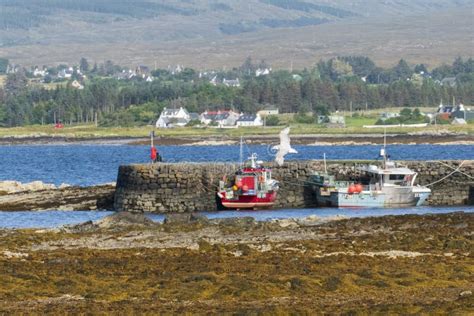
[0,58,8,74]
[80,57,89,73]
[5,70,28,96]
[265,115,280,126]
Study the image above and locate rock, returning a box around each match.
[63,212,158,233]
[164,213,209,225]
[459,290,472,298]
[212,217,256,228]
[273,218,299,228]
[96,212,156,228]
[2,251,29,259]
[0,184,116,211]
[0,180,57,194]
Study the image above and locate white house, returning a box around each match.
[236,114,263,127]
[255,68,271,77]
[33,67,48,77]
[209,75,218,86]
[156,107,190,128]
[257,107,279,116]
[200,110,241,127]
[58,68,73,79]
[223,78,240,87]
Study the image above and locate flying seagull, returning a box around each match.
[274,127,297,166]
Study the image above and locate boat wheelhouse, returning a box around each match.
[217,154,279,209]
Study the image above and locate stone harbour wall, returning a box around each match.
[114,160,474,213]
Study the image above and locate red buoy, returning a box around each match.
[348,185,356,194]
[355,184,363,193]
[151,147,157,161]
[242,184,249,192]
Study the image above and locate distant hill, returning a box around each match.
[0,0,472,68]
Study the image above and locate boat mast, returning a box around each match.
[381,128,387,169]
[239,136,243,167]
[323,153,327,174]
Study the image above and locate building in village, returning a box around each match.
[255,68,271,77]
[257,106,279,116]
[436,103,474,122]
[440,77,457,87]
[156,107,191,128]
[380,112,400,121]
[222,78,240,87]
[326,115,346,128]
[33,66,48,77]
[200,110,241,127]
[236,114,264,127]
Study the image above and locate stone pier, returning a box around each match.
[114,160,474,213]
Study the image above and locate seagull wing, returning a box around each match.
[275,127,296,165]
[278,127,291,156]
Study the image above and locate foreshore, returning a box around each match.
[0,212,472,313]
[1,133,474,146]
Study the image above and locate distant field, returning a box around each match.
[0,121,472,139]
[0,75,5,87]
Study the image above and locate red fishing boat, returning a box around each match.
[217,153,279,209]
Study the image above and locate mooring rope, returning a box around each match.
[423,160,469,187]
[429,160,474,180]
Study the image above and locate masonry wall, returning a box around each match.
[114,160,474,213]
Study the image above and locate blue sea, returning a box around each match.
[0,144,473,228]
[0,144,473,186]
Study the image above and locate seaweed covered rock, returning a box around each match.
[63,212,158,233]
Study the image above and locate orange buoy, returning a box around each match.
[236,181,243,188]
[242,185,249,191]
[348,185,356,194]
[355,184,363,193]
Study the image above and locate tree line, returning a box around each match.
[0,56,473,127]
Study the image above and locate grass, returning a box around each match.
[0,75,5,87]
[0,121,473,139]
[0,108,471,138]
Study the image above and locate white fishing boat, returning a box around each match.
[310,142,431,208]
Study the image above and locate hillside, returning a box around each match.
[0,0,472,68]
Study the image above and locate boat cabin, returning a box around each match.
[358,163,417,188]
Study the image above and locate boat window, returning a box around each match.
[389,174,405,181]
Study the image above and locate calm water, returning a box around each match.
[0,144,473,186]
[1,206,473,229]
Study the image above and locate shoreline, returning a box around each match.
[1,133,473,146]
[1,212,472,313]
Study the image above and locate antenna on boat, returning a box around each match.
[381,128,387,169]
[323,153,328,174]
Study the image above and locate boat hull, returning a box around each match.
[316,187,431,208]
[219,192,277,210]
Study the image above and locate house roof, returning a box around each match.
[438,105,456,113]
[202,112,230,121]
[441,77,456,86]
[189,113,200,120]
[237,114,257,122]
[161,107,189,116]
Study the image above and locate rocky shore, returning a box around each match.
[0,182,115,211]
[0,211,472,313]
[1,132,473,146]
